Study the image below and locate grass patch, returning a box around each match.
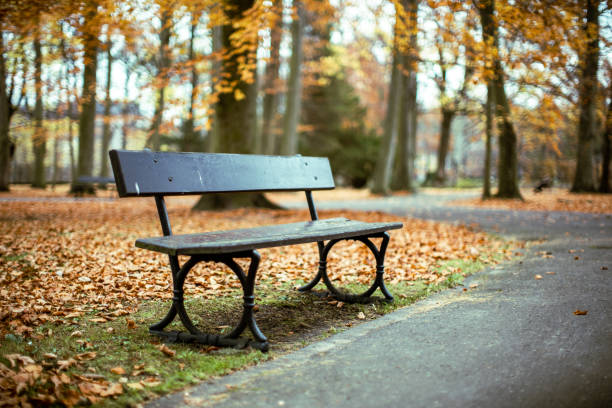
[0,244,516,407]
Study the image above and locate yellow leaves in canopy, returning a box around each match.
[234,88,246,101]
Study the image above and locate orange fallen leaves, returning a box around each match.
[0,198,512,405]
[0,199,508,339]
[157,344,176,358]
[452,188,612,214]
[573,310,588,316]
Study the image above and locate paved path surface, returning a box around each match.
[149,192,612,408]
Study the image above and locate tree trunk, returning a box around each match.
[280,1,304,155]
[599,93,611,193]
[181,14,200,152]
[68,104,76,180]
[148,7,172,151]
[371,49,401,195]
[121,69,130,149]
[435,107,455,184]
[193,0,279,210]
[571,0,599,192]
[0,35,12,191]
[482,83,494,198]
[72,6,99,195]
[32,35,46,189]
[99,42,113,179]
[261,0,282,155]
[478,0,521,199]
[391,0,418,192]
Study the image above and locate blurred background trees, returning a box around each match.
[0,0,610,198]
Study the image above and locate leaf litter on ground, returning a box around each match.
[0,197,519,406]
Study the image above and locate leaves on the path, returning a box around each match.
[534,274,543,280]
[573,310,588,316]
[453,189,612,214]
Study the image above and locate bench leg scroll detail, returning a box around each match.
[304,232,394,303]
[149,251,269,351]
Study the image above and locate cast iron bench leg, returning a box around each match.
[149,250,269,351]
[300,232,393,303]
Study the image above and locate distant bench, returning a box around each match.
[109,149,402,351]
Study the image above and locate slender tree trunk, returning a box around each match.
[72,6,99,194]
[280,1,304,155]
[391,0,418,192]
[52,122,59,189]
[121,68,130,149]
[148,7,172,151]
[435,108,455,184]
[572,0,599,192]
[182,14,200,152]
[599,94,611,193]
[371,50,401,195]
[32,35,46,189]
[0,35,12,191]
[261,0,282,155]
[193,0,279,210]
[483,83,494,198]
[68,105,76,180]
[206,25,223,153]
[478,0,521,198]
[99,42,113,179]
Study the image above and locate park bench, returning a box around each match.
[109,149,402,351]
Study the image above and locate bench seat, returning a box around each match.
[137,217,403,255]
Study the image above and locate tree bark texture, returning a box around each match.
[72,6,99,194]
[571,0,599,192]
[0,36,12,191]
[99,42,113,179]
[435,108,455,184]
[181,15,200,152]
[483,82,494,198]
[478,0,521,198]
[32,35,46,188]
[148,7,172,151]
[280,1,304,156]
[261,0,282,155]
[193,0,279,210]
[599,94,611,193]
[391,0,418,192]
[371,51,401,195]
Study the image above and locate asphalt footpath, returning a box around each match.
[148,193,612,408]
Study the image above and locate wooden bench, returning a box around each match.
[109,149,402,351]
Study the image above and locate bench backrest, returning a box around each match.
[109,150,335,197]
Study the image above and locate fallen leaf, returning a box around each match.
[602,266,608,270]
[574,256,580,260]
[534,274,543,280]
[545,271,555,275]
[469,283,479,289]
[75,352,97,361]
[573,310,588,315]
[126,382,144,390]
[42,353,57,360]
[336,301,344,308]
[157,344,175,358]
[357,312,366,320]
[126,319,136,329]
[69,330,82,338]
[110,367,126,375]
[100,382,123,397]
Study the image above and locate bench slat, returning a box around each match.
[109,150,335,197]
[136,218,403,255]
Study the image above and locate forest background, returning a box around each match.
[0,0,611,203]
